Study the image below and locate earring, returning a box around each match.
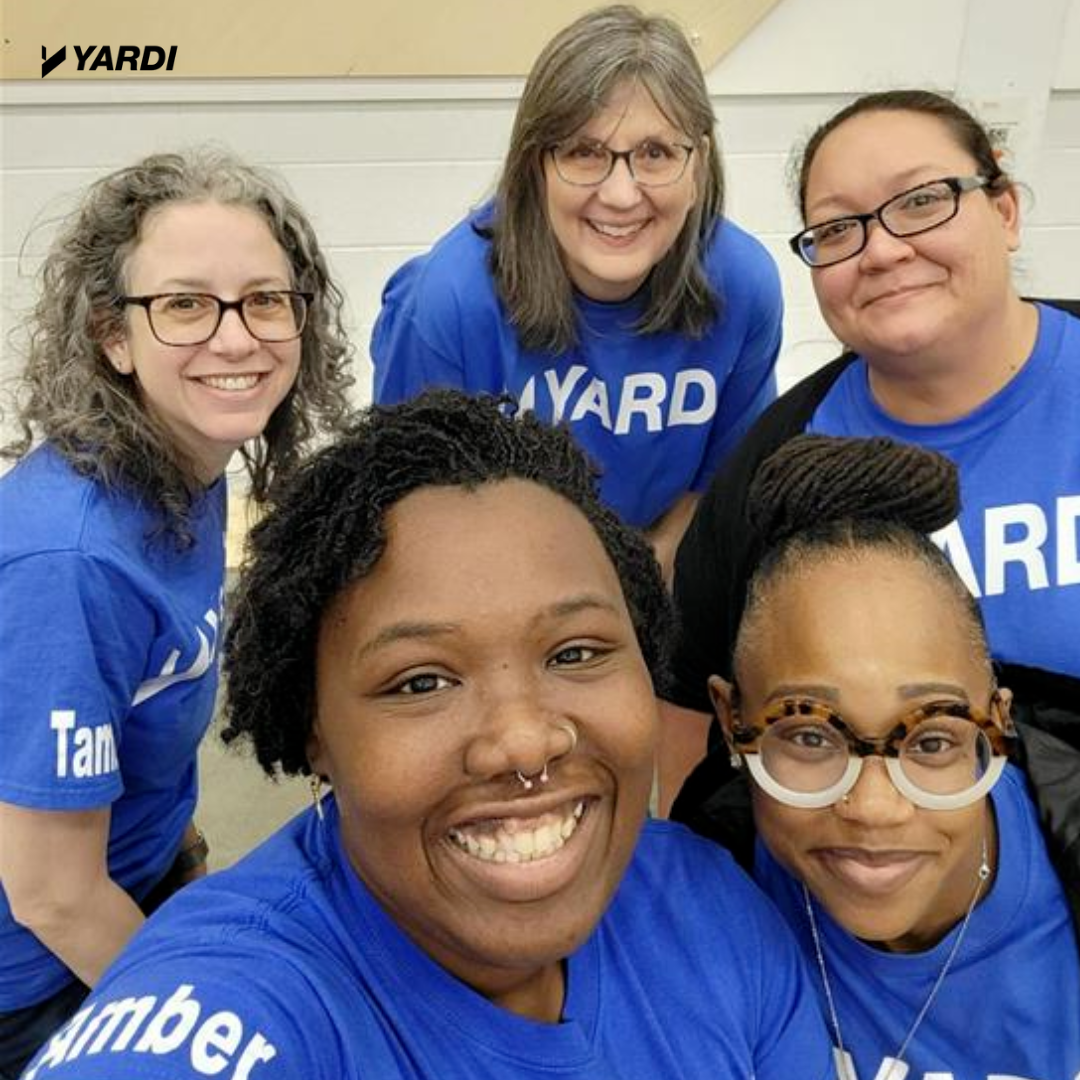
[310,774,325,822]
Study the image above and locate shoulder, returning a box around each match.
[703,217,782,297]
[617,820,795,944]
[23,820,347,1079]
[0,445,97,555]
[381,212,497,314]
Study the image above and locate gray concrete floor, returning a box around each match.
[196,716,310,870]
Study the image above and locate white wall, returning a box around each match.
[2,0,1077,439]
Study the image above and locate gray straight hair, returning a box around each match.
[490,4,725,354]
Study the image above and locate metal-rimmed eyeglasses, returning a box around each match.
[548,137,696,188]
[788,175,992,268]
[729,691,1015,810]
[121,290,313,346]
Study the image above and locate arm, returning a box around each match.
[645,492,699,589]
[655,699,713,818]
[687,229,783,496]
[0,801,143,987]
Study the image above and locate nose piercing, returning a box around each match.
[514,721,579,790]
[557,720,579,753]
[515,764,549,791]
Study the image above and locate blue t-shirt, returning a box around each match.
[755,766,1080,1080]
[809,302,1080,678]
[0,444,225,1010]
[22,811,833,1080]
[372,211,782,527]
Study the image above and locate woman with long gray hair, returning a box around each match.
[0,148,354,1075]
[372,4,782,586]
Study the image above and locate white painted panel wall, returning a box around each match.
[2,0,1077,443]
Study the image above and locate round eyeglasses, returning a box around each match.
[730,692,1015,810]
[789,175,992,268]
[121,291,313,346]
[548,137,696,188]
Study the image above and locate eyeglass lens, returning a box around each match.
[758,713,993,798]
[800,179,960,266]
[552,139,691,186]
[147,292,307,345]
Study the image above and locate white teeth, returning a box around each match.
[590,220,645,238]
[200,374,261,391]
[449,800,586,864]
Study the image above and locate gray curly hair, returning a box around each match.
[4,148,355,543]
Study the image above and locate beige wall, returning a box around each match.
[2,0,780,78]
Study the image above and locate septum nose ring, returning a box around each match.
[515,720,578,791]
[515,764,549,791]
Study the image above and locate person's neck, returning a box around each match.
[866,298,1039,425]
[488,959,566,1023]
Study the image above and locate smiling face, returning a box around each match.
[103,200,302,481]
[543,80,700,302]
[802,109,1020,366]
[722,550,998,952]
[308,480,657,1019]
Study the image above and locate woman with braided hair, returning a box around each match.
[681,433,1080,1080]
[21,391,833,1080]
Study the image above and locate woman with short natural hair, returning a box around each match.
[19,391,832,1080]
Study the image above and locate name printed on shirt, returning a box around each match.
[933,496,1080,598]
[517,366,717,434]
[51,710,118,780]
[837,1048,1079,1080]
[24,983,277,1080]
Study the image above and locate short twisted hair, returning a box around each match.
[222,389,673,776]
[735,435,989,677]
[4,148,355,544]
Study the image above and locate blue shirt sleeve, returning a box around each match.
[689,226,783,493]
[371,252,468,404]
[0,551,152,810]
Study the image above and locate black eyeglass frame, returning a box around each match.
[788,175,993,268]
[547,140,697,189]
[120,290,314,346]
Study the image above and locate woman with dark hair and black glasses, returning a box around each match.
[0,149,354,1075]
[659,89,1080,813]
[685,434,1080,1079]
[372,5,782,586]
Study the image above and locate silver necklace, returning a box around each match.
[803,837,990,1080]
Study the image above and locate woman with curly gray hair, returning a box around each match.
[0,148,354,1075]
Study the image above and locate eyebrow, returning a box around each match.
[150,276,290,292]
[805,166,957,219]
[354,593,622,662]
[765,681,970,706]
[897,681,970,701]
[765,683,840,705]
